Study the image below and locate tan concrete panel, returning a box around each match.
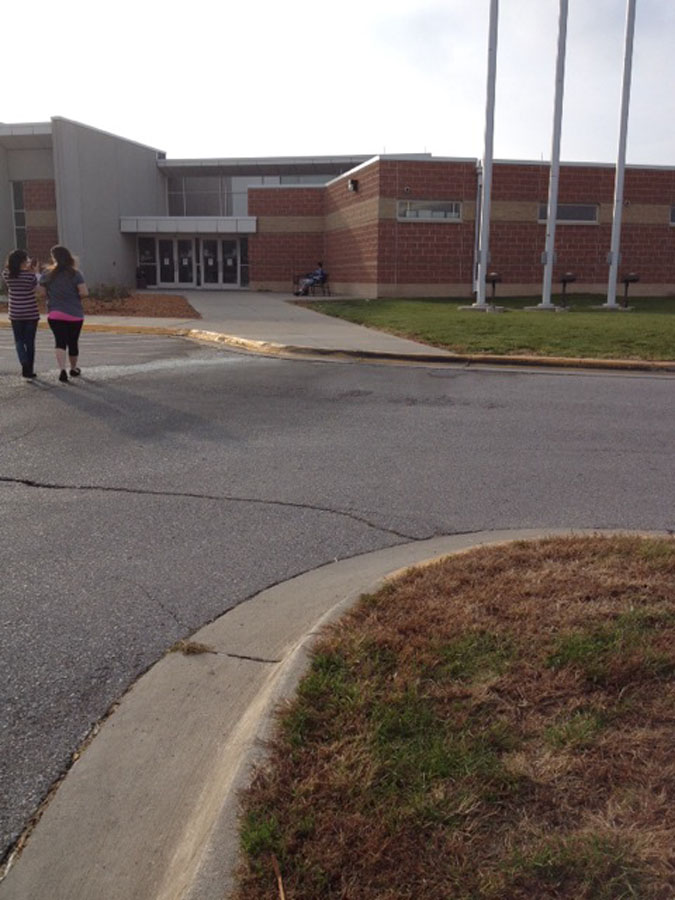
[25,209,58,227]
[491,201,539,222]
[622,204,671,225]
[463,201,476,222]
[325,198,380,231]
[257,216,324,233]
[378,198,398,219]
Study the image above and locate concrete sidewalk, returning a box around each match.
[1,290,458,360]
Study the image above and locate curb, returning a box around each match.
[1,528,667,900]
[2,318,674,372]
[183,328,675,373]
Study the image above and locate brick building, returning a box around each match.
[2,118,673,297]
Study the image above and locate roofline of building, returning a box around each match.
[158,154,371,172]
[50,117,165,154]
[0,122,52,136]
[494,157,675,171]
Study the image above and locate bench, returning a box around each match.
[293,273,330,297]
[309,273,330,297]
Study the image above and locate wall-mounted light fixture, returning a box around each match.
[347,179,359,192]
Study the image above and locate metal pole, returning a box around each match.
[473,162,483,294]
[475,0,499,307]
[605,0,637,308]
[541,0,569,308]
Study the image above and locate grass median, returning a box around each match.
[303,295,675,361]
[234,534,675,900]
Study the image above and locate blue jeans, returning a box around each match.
[11,319,39,371]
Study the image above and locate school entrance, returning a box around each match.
[137,236,249,289]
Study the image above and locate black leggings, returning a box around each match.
[49,319,83,356]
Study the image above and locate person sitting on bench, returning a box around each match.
[295,262,326,296]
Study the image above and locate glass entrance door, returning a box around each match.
[177,239,194,284]
[202,239,219,285]
[159,239,175,284]
[222,240,238,284]
[147,237,245,288]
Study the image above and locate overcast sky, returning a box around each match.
[5,0,673,165]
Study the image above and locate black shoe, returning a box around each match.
[69,367,81,377]
[59,370,69,383]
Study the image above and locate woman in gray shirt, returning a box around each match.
[38,245,89,383]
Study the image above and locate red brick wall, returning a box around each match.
[248,187,324,217]
[23,180,57,210]
[488,164,675,289]
[378,160,477,199]
[248,187,325,286]
[377,160,477,290]
[22,180,59,262]
[323,161,381,286]
[247,161,675,296]
[251,233,324,285]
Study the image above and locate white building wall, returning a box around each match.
[51,118,167,286]
[6,149,54,181]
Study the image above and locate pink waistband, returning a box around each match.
[48,311,84,322]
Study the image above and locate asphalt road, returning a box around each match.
[1,334,674,862]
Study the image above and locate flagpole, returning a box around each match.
[475,0,499,308]
[604,0,637,309]
[539,0,569,309]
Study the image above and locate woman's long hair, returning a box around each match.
[4,249,28,279]
[45,245,77,280]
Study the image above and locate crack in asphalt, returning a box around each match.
[0,475,421,541]
[118,577,188,631]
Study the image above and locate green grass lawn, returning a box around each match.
[306,295,675,360]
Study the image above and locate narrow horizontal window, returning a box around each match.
[397,200,462,221]
[538,203,598,223]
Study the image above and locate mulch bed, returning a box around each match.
[28,293,201,318]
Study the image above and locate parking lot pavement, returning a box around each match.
[0,331,222,377]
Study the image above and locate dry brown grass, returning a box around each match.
[234,535,675,899]
[35,293,199,318]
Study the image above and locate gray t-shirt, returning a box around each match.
[40,269,85,318]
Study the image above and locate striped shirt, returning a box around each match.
[2,269,40,320]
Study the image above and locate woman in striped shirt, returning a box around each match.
[2,248,40,378]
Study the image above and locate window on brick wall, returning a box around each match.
[397,200,462,221]
[11,182,27,249]
[670,205,675,225]
[537,202,598,223]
